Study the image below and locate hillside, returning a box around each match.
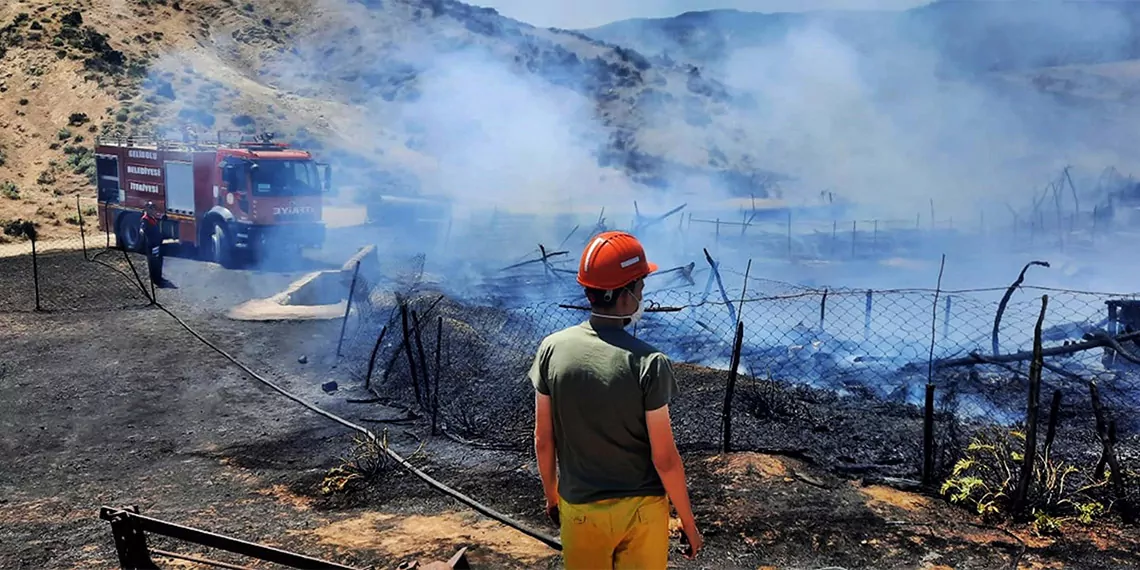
[4,0,1140,243]
[0,0,788,241]
[582,1,1140,73]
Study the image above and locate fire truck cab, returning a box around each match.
[94,132,330,268]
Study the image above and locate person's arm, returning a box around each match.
[528,340,559,519]
[534,392,559,509]
[644,353,702,557]
[647,405,696,530]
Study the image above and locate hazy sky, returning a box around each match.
[474,0,934,30]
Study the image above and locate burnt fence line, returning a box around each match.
[0,211,151,313]
[343,281,1139,523]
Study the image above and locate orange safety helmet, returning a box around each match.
[576,231,659,291]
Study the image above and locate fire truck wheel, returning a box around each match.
[115,212,145,252]
[208,222,238,269]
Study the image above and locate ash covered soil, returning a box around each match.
[1,251,1139,569]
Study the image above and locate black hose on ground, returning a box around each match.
[147,299,563,552]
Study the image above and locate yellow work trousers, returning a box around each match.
[558,494,670,570]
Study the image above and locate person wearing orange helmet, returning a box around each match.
[529,230,702,569]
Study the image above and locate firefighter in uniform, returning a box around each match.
[140,202,175,289]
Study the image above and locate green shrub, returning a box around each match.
[941,428,1112,535]
[1,181,19,200]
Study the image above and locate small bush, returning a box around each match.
[941,428,1112,535]
[36,170,56,185]
[320,433,396,495]
[57,128,72,140]
[231,114,255,127]
[18,98,28,106]
[60,10,82,28]
[1,181,19,200]
[68,112,90,126]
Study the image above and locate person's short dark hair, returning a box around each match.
[585,287,619,309]
[584,278,642,310]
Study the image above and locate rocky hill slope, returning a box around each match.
[0,0,784,241]
[583,1,1140,74]
[2,0,1139,241]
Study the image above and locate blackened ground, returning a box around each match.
[1,250,1139,569]
[0,249,151,313]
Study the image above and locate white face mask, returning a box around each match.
[627,291,645,326]
[591,289,644,328]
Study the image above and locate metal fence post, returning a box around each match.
[29,229,42,312]
[77,196,88,260]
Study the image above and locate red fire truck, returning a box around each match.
[94,132,331,268]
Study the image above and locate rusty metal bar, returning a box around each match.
[99,506,361,570]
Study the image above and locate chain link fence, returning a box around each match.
[0,205,151,313]
[338,255,1140,522]
[5,203,1137,523]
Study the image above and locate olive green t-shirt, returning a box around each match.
[529,320,679,505]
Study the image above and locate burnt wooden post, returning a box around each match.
[1013,294,1048,514]
[1043,389,1062,459]
[1089,381,1133,523]
[922,383,935,485]
[433,315,443,437]
[863,290,873,340]
[364,326,388,390]
[400,302,424,408]
[411,310,432,425]
[721,321,745,454]
[335,260,362,359]
[923,254,947,486]
[818,288,828,332]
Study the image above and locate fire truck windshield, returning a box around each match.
[249,160,321,197]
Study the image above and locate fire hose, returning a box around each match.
[147,298,564,552]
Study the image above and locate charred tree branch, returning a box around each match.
[992,261,1050,356]
[703,248,736,326]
